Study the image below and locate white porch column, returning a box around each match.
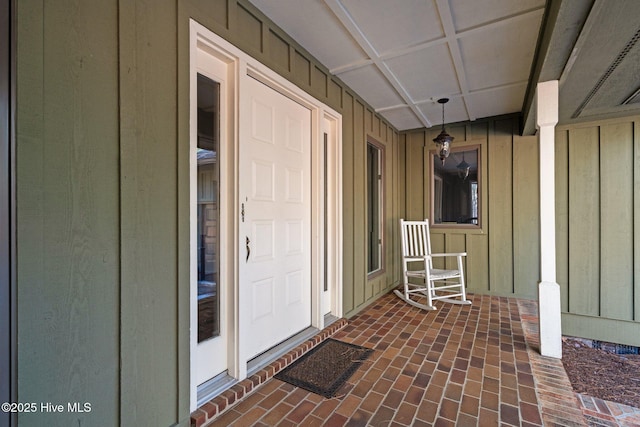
[536,80,562,358]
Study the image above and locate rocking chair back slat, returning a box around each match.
[402,220,431,258]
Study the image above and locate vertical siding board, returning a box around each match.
[405,132,425,220]
[430,232,446,270]
[342,93,355,313]
[423,146,430,219]
[235,3,263,55]
[366,109,373,133]
[467,234,489,293]
[568,126,600,316]
[328,79,342,109]
[488,119,514,294]
[600,123,634,320]
[267,30,290,73]
[384,134,396,290]
[15,10,46,422]
[177,3,193,419]
[512,134,539,298]
[555,129,570,312]
[293,51,311,87]
[397,134,407,288]
[392,131,401,287]
[353,101,366,308]
[18,0,121,424]
[399,134,407,220]
[312,66,328,99]
[119,0,179,425]
[446,234,466,272]
[635,121,640,322]
[470,122,488,141]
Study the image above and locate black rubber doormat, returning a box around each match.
[275,338,373,398]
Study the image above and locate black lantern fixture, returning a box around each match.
[457,153,470,180]
[433,98,453,164]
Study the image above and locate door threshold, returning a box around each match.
[191,318,347,426]
[197,371,237,409]
[247,326,319,377]
[324,313,339,327]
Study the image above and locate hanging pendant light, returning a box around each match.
[433,98,454,164]
[457,152,470,180]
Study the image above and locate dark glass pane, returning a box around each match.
[367,144,380,273]
[197,73,221,343]
[433,148,479,225]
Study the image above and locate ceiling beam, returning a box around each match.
[435,0,474,121]
[330,58,373,75]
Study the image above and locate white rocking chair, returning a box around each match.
[394,218,472,310]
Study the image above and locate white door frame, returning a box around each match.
[189,19,343,411]
[189,23,240,410]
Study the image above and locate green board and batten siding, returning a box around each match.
[557,118,640,347]
[16,0,401,425]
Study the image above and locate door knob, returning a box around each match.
[246,236,251,262]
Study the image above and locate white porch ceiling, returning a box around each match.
[249,0,545,131]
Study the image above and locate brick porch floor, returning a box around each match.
[192,292,636,426]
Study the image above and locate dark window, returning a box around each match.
[431,146,480,227]
[197,73,221,342]
[367,141,383,274]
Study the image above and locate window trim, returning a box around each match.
[366,137,385,278]
[429,143,482,230]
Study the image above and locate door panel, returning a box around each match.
[241,76,312,360]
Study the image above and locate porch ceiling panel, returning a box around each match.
[255,0,368,70]
[249,0,545,131]
[339,0,444,54]
[468,83,529,121]
[375,107,423,132]
[385,43,461,107]
[458,13,542,92]
[337,64,406,109]
[448,0,545,32]
[418,96,468,126]
[252,0,640,133]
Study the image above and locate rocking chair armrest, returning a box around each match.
[428,252,467,258]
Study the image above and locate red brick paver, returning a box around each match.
[193,293,597,426]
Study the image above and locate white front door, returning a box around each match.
[240,76,312,360]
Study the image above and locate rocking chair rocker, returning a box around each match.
[394,219,471,310]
